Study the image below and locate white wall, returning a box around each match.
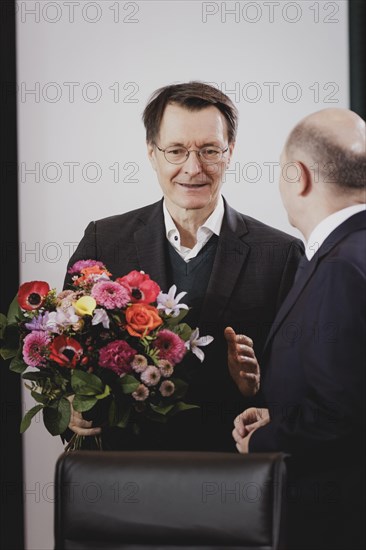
[16,1,349,548]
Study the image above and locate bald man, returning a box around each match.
[232,108,366,550]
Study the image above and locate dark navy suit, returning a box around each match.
[250,211,366,549]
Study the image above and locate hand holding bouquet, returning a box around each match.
[0,260,213,450]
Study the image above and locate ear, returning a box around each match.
[227,141,235,165]
[147,142,157,171]
[297,161,312,196]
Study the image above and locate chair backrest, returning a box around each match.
[55,451,287,550]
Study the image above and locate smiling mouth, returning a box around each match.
[176,182,209,188]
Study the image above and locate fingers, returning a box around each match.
[225,328,255,361]
[69,425,102,436]
[225,327,254,349]
[68,395,102,436]
[69,411,102,436]
[233,412,247,437]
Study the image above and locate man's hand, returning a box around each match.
[224,326,260,396]
[232,407,270,453]
[67,395,102,437]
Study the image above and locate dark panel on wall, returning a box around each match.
[0,1,25,549]
[349,0,366,119]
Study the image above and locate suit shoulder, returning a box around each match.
[325,231,366,276]
[241,213,302,245]
[92,201,161,230]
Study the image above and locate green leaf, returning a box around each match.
[150,403,175,416]
[7,295,21,325]
[171,401,199,414]
[145,409,168,423]
[73,395,98,412]
[71,369,103,395]
[43,398,71,436]
[20,404,43,433]
[172,322,192,341]
[0,313,7,339]
[0,347,18,360]
[164,308,189,327]
[9,356,27,373]
[115,406,131,428]
[30,390,50,405]
[22,370,50,381]
[108,400,131,428]
[95,384,111,400]
[120,374,140,394]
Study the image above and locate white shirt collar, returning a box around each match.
[306,204,366,260]
[163,195,225,261]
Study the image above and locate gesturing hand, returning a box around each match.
[232,407,270,453]
[224,326,260,396]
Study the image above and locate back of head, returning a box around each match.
[285,108,366,193]
[142,81,238,144]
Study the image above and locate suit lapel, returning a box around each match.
[133,200,169,292]
[199,201,250,327]
[262,211,366,354]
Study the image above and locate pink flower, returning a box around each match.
[140,366,161,386]
[154,330,186,365]
[131,354,148,373]
[68,259,105,274]
[23,331,51,368]
[116,270,160,304]
[132,384,149,401]
[158,359,174,378]
[98,340,136,376]
[160,380,175,397]
[91,281,130,309]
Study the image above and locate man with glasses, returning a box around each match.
[64,81,303,451]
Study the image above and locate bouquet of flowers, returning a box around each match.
[0,260,213,450]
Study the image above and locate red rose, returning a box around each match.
[17,281,50,311]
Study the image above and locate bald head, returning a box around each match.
[285,108,366,190]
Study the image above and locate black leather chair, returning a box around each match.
[54,451,287,550]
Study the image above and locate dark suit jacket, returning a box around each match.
[250,211,366,549]
[65,197,303,451]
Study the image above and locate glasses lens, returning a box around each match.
[164,146,188,164]
[200,146,223,164]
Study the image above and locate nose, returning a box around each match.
[182,150,202,175]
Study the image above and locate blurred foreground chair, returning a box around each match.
[55,451,287,550]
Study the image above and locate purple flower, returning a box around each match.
[46,307,80,333]
[98,340,136,376]
[68,259,105,274]
[24,312,50,332]
[140,366,161,386]
[22,331,51,368]
[91,281,130,310]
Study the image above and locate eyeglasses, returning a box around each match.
[154,143,229,165]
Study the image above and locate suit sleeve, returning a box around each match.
[249,259,366,459]
[63,221,97,289]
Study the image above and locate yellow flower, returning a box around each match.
[73,296,97,316]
